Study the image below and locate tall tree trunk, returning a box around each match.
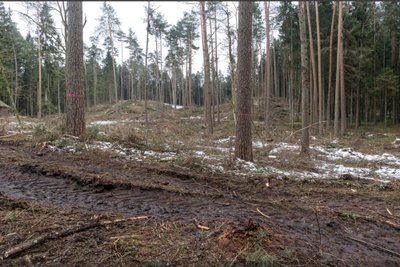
[315,1,323,134]
[188,32,192,112]
[334,1,343,138]
[209,18,215,122]
[12,45,18,107]
[160,34,164,118]
[214,7,220,124]
[384,88,387,128]
[66,1,85,137]
[57,77,61,115]
[108,24,118,103]
[120,41,124,101]
[226,3,237,125]
[273,43,278,98]
[392,92,396,125]
[264,1,271,128]
[299,1,310,154]
[235,1,253,161]
[155,35,161,112]
[144,1,150,124]
[289,15,294,129]
[37,18,42,118]
[326,2,336,131]
[306,1,318,128]
[93,57,97,106]
[356,53,361,128]
[172,68,177,108]
[200,1,213,136]
[339,1,346,136]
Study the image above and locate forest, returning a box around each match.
[0,1,400,266]
[0,1,399,131]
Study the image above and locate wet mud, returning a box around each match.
[1,141,400,266]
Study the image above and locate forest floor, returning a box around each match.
[0,100,400,266]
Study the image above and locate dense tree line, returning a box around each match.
[1,1,399,141]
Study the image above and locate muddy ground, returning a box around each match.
[0,138,400,267]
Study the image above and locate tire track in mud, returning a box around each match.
[0,162,255,222]
[2,143,400,265]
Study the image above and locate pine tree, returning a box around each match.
[235,1,253,161]
[299,1,310,154]
[96,2,122,103]
[65,1,85,137]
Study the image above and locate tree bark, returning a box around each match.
[306,1,318,128]
[214,6,220,124]
[144,1,150,124]
[120,41,124,101]
[334,1,343,138]
[315,1,323,134]
[108,23,118,103]
[225,3,237,125]
[66,1,85,137]
[235,1,253,161]
[264,1,271,129]
[37,16,42,118]
[339,1,346,136]
[93,56,97,106]
[200,1,213,136]
[326,2,336,131]
[299,1,310,154]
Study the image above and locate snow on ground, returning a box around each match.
[164,103,184,110]
[44,133,400,182]
[208,138,400,181]
[90,119,132,125]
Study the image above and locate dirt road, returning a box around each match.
[1,140,400,266]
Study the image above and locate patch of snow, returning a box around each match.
[312,145,400,166]
[208,165,225,173]
[90,120,119,125]
[189,116,202,119]
[214,136,235,144]
[269,143,300,154]
[164,103,184,109]
[90,119,132,126]
[392,138,400,144]
[252,140,265,148]
[236,159,258,172]
[195,151,205,156]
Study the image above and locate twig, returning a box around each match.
[345,234,400,258]
[228,245,248,267]
[283,120,327,142]
[256,208,271,219]
[314,206,323,255]
[3,215,148,259]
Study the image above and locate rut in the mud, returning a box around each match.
[1,143,400,265]
[0,162,253,221]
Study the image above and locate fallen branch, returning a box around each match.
[256,208,271,219]
[314,207,323,255]
[2,215,148,259]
